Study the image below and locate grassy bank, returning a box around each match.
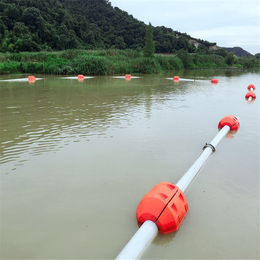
[0,49,258,75]
[0,49,183,75]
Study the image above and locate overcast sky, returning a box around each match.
[109,0,260,55]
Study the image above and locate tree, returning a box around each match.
[225,52,235,66]
[23,7,42,32]
[177,49,193,68]
[115,36,126,49]
[143,22,155,58]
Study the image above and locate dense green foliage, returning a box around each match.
[1,0,259,74]
[1,49,259,75]
[0,0,215,54]
[0,49,184,75]
[143,23,155,58]
[225,52,235,66]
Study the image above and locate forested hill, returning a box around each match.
[0,0,216,53]
[221,47,253,58]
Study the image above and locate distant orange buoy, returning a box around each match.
[218,115,240,131]
[125,74,131,80]
[245,91,256,99]
[78,74,84,80]
[173,76,179,81]
[247,84,255,91]
[28,76,36,83]
[211,78,218,84]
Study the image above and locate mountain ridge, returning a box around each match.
[0,0,254,56]
[221,47,253,57]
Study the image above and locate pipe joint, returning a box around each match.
[203,143,216,152]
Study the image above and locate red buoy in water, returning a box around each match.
[136,181,188,234]
[247,84,255,91]
[78,74,84,81]
[218,115,240,131]
[125,74,131,80]
[211,78,218,84]
[173,76,179,81]
[28,76,36,83]
[245,91,256,99]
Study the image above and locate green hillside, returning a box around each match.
[0,0,215,53]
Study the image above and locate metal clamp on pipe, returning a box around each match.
[203,143,216,152]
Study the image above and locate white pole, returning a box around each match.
[176,125,230,192]
[116,124,231,260]
[116,220,158,260]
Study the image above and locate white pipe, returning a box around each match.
[116,124,231,260]
[176,125,230,193]
[116,220,158,259]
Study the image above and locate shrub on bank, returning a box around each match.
[194,54,225,68]
[0,61,20,74]
[155,55,184,70]
[21,61,43,73]
[130,57,161,74]
[0,49,253,75]
[44,58,72,74]
[73,55,110,75]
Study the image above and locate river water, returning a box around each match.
[0,70,259,259]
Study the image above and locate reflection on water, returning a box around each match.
[0,77,44,82]
[0,70,259,259]
[0,74,192,167]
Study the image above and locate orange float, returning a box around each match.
[125,74,131,80]
[247,84,255,91]
[28,76,36,83]
[78,74,84,81]
[136,181,188,234]
[211,78,218,84]
[245,91,256,99]
[173,76,179,81]
[218,115,240,131]
[156,188,188,234]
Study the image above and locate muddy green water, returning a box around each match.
[0,70,259,259]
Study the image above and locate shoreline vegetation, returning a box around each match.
[0,49,259,75]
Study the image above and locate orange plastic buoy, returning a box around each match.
[211,78,218,84]
[136,181,188,234]
[156,188,188,234]
[247,84,256,91]
[218,115,240,131]
[28,76,36,83]
[125,74,131,80]
[78,74,84,80]
[245,91,256,99]
[173,76,179,81]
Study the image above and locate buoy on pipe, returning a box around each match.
[247,84,255,91]
[136,182,188,234]
[125,74,131,80]
[211,78,218,84]
[173,76,179,81]
[116,115,240,259]
[218,115,240,130]
[245,91,256,100]
[28,76,36,83]
[78,74,84,81]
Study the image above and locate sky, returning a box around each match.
[109,0,260,55]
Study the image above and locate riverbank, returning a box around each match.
[0,49,258,75]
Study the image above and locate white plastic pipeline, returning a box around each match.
[116,220,158,259]
[116,124,231,260]
[176,125,230,193]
